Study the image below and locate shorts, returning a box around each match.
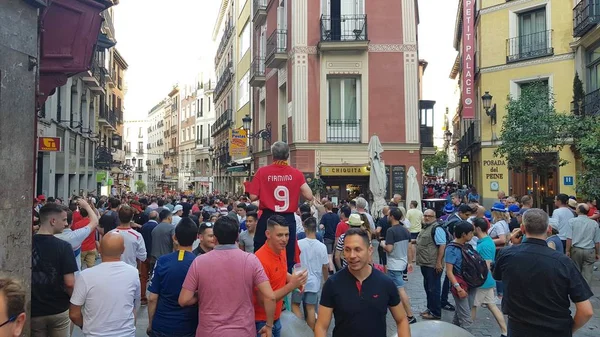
[410,232,419,241]
[291,291,318,305]
[324,238,334,254]
[473,287,496,307]
[387,269,405,288]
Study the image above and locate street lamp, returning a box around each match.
[481,91,497,125]
[444,130,452,143]
[242,114,272,144]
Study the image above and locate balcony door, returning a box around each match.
[328,77,360,143]
[323,0,364,41]
[518,8,547,58]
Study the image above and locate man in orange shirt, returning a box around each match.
[254,215,307,337]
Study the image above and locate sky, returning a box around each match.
[417,0,460,146]
[113,0,220,120]
[114,0,460,143]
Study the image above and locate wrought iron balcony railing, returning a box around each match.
[215,20,234,65]
[320,15,368,42]
[326,119,361,143]
[212,109,232,136]
[574,0,600,37]
[213,62,233,101]
[266,29,287,64]
[506,30,553,63]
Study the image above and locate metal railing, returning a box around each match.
[506,30,553,63]
[320,15,368,41]
[215,20,234,65]
[326,119,361,143]
[251,56,265,78]
[115,108,123,124]
[253,0,267,19]
[99,105,116,129]
[214,61,233,101]
[212,109,232,136]
[266,29,287,61]
[574,88,600,116]
[458,120,480,156]
[574,0,600,37]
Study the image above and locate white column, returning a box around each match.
[291,0,309,142]
[402,0,419,144]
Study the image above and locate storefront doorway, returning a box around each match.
[321,176,369,203]
[509,154,558,214]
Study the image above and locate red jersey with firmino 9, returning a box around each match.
[244,163,306,213]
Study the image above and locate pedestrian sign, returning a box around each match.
[563,176,574,186]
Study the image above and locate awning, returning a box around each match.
[226,165,248,173]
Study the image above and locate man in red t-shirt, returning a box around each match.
[245,141,316,271]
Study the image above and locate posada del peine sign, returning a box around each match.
[462,0,476,119]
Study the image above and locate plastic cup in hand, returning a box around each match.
[293,263,307,293]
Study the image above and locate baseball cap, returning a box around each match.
[491,203,508,212]
[172,204,183,213]
[508,204,520,213]
[37,194,46,201]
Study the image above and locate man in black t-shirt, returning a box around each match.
[31,203,78,337]
[99,197,120,235]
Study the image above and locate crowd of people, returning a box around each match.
[0,142,595,337]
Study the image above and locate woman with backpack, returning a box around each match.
[445,220,477,330]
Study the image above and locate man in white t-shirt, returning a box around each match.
[292,216,329,330]
[55,199,99,271]
[108,205,147,267]
[69,232,141,337]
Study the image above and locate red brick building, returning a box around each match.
[250,0,429,201]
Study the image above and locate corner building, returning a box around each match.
[451,0,577,211]
[250,0,424,201]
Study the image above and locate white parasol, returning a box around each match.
[368,135,387,219]
[406,166,422,211]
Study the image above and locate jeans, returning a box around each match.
[441,275,450,306]
[496,280,504,297]
[421,266,442,317]
[256,319,281,337]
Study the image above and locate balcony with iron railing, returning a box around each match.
[326,119,361,143]
[212,109,233,136]
[253,0,267,25]
[115,108,123,125]
[98,105,117,130]
[574,0,600,37]
[215,20,234,66]
[458,120,481,156]
[572,88,600,116]
[213,62,233,101]
[83,56,105,92]
[319,15,368,51]
[266,29,287,68]
[250,56,266,87]
[506,30,553,63]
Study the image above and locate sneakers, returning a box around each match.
[422,312,441,320]
[442,303,455,311]
[407,316,417,324]
[403,274,408,282]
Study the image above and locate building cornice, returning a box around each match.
[212,0,230,41]
[480,53,575,74]
[113,48,128,69]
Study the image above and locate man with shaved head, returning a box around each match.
[69,232,141,337]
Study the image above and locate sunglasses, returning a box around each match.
[0,314,20,328]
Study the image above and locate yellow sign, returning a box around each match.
[230,129,248,157]
[320,166,370,176]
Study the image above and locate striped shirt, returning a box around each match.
[109,227,147,267]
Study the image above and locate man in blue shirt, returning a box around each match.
[139,210,159,305]
[319,202,340,273]
[147,218,198,337]
[471,218,507,337]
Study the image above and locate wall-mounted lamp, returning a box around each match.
[482,91,497,125]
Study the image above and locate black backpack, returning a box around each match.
[430,222,452,246]
[448,242,488,288]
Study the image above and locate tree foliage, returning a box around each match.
[494,80,571,172]
[422,151,448,175]
[135,180,146,193]
[573,117,600,199]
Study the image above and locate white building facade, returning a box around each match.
[123,120,149,193]
[147,100,166,192]
[194,80,216,193]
